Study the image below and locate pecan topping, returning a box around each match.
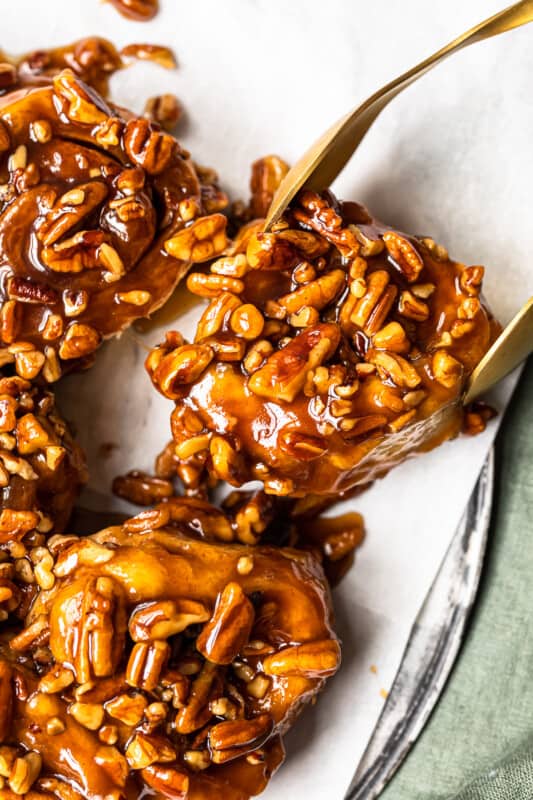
[151,177,498,496]
[1,507,338,799]
[0,63,227,380]
[197,582,255,665]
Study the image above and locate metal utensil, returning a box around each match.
[264,0,533,231]
[464,297,533,404]
[344,448,494,800]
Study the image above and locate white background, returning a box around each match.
[3,1,532,797]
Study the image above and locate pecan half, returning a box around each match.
[197,583,254,665]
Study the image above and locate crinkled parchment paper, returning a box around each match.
[5,0,533,796]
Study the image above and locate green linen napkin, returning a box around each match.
[381,358,533,800]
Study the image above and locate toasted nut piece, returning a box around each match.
[211,253,249,279]
[237,556,254,576]
[151,344,214,399]
[141,764,190,799]
[125,732,176,770]
[351,225,385,256]
[105,693,147,726]
[209,713,273,755]
[183,750,211,772]
[8,145,27,172]
[263,639,341,678]
[366,350,421,389]
[197,582,255,665]
[186,272,244,298]
[144,93,182,131]
[460,266,484,296]
[126,640,169,691]
[116,290,153,306]
[243,339,273,373]
[14,349,45,380]
[46,716,66,736]
[383,231,424,282]
[165,214,228,263]
[372,322,410,354]
[175,434,210,461]
[99,724,119,746]
[246,675,270,699]
[174,662,218,735]
[278,269,346,315]
[398,290,430,322]
[69,701,105,730]
[99,243,125,283]
[249,155,290,218]
[16,413,50,454]
[411,282,435,299]
[94,745,129,789]
[128,598,210,642]
[49,575,127,683]
[10,615,49,652]
[248,323,340,403]
[432,350,463,389]
[38,665,74,694]
[59,323,101,360]
[123,118,176,175]
[229,304,265,340]
[421,237,449,261]
[195,292,241,340]
[288,306,320,328]
[349,270,395,331]
[8,751,42,794]
[209,436,246,486]
[53,70,107,125]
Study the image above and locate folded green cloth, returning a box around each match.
[381,358,533,800]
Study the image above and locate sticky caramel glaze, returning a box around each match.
[148,180,500,497]
[1,516,338,800]
[0,70,227,380]
[1,37,124,98]
[108,0,159,22]
[0,373,86,540]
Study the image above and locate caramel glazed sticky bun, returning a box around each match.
[0,502,341,800]
[148,156,500,498]
[0,41,344,800]
[0,40,229,382]
[0,33,500,800]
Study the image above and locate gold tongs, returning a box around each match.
[264,1,533,402]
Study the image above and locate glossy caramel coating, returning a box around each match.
[0,500,339,800]
[0,372,86,618]
[148,166,500,496]
[108,0,159,22]
[0,68,228,381]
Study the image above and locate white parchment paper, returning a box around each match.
[4,0,533,797]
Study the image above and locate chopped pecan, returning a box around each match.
[126,640,169,691]
[165,214,228,263]
[197,582,254,665]
[383,231,424,282]
[263,639,341,678]
[129,599,210,642]
[49,576,127,683]
[249,155,289,219]
[248,323,340,403]
[209,714,273,761]
[123,118,176,175]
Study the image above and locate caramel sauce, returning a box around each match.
[148,177,501,498]
[108,0,159,22]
